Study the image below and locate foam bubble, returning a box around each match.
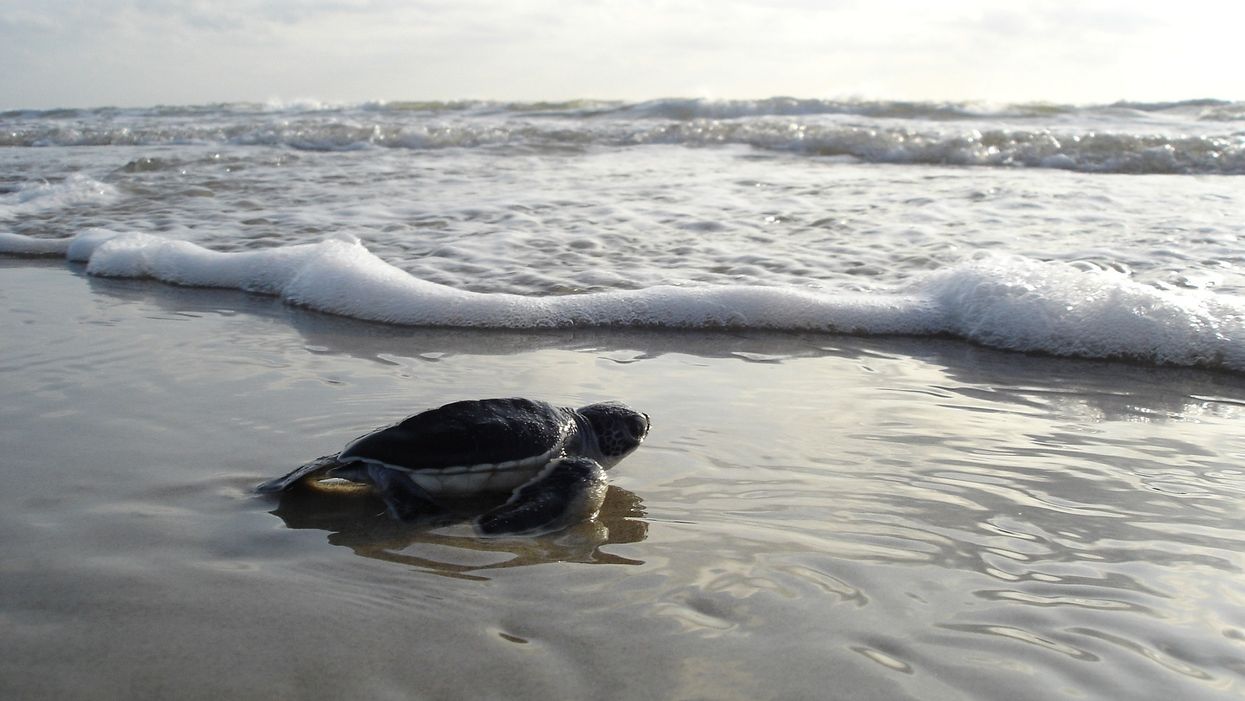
[3,231,1244,372]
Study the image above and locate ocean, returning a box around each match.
[3,98,1245,369]
[3,98,1245,699]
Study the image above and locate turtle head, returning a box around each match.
[577,401,650,466]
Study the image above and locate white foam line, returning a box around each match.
[4,229,1245,373]
[0,232,71,255]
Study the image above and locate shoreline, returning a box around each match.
[4,260,1245,700]
[6,252,1245,380]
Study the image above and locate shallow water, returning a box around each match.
[5,101,1245,377]
[4,100,1244,294]
[5,144,1244,296]
[4,263,1245,699]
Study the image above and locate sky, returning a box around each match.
[2,0,1243,109]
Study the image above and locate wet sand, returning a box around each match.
[4,260,1245,700]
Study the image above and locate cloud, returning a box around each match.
[1,0,1241,108]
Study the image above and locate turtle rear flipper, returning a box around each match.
[255,454,345,493]
[475,457,608,536]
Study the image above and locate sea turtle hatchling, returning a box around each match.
[257,398,650,535]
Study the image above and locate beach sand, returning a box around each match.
[4,260,1245,700]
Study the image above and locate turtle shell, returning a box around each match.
[338,398,572,475]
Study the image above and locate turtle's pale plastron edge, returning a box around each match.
[257,398,650,536]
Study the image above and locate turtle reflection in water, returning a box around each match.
[269,483,650,576]
[258,398,650,536]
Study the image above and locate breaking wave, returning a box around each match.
[4,230,1244,373]
[2,99,1242,174]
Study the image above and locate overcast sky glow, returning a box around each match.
[2,0,1242,109]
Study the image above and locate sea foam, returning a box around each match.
[3,101,1242,173]
[0,175,119,220]
[2,231,1243,372]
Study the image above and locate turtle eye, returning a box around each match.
[628,415,649,439]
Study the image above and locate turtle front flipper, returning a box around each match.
[476,457,608,536]
[366,465,449,523]
[256,454,345,493]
